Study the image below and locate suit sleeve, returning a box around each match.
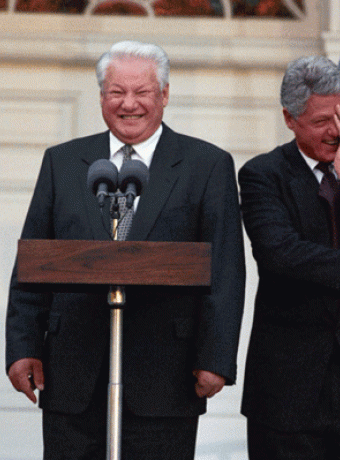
[194,152,246,385]
[6,149,54,372]
[238,158,340,291]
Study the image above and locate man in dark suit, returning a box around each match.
[239,56,340,459]
[6,40,245,460]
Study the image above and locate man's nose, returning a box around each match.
[121,93,138,110]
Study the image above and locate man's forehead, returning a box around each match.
[297,93,340,118]
[107,56,157,73]
[103,57,160,91]
[307,93,340,106]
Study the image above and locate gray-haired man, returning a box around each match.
[6,40,245,460]
[240,56,340,459]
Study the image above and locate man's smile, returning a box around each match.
[323,138,340,146]
[119,115,143,120]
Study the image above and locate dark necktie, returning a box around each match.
[109,145,134,241]
[316,162,340,248]
[116,144,134,241]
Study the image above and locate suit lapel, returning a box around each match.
[284,141,331,246]
[128,125,183,241]
[78,131,112,241]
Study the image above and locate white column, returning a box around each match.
[329,0,340,32]
[322,0,340,62]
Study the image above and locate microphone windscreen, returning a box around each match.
[119,160,149,196]
[87,159,118,195]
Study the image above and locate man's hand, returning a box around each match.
[8,358,44,404]
[333,104,340,176]
[193,369,226,398]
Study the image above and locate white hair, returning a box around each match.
[96,40,170,91]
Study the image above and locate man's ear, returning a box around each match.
[162,84,170,108]
[283,108,295,130]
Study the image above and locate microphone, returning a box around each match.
[118,160,149,208]
[87,159,118,207]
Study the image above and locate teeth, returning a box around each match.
[121,115,142,119]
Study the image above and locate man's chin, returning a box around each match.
[113,129,147,145]
[318,152,337,163]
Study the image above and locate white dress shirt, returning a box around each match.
[299,150,338,184]
[109,125,163,209]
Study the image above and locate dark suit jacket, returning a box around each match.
[239,139,340,431]
[6,123,245,416]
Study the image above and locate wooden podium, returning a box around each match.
[17,239,212,460]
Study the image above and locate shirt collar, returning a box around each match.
[298,149,339,182]
[109,125,163,168]
[298,149,320,172]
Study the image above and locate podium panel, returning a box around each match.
[17,239,211,286]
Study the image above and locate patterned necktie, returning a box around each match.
[316,162,340,248]
[116,144,134,241]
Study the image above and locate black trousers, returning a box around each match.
[42,356,198,460]
[43,408,198,460]
[247,344,340,460]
